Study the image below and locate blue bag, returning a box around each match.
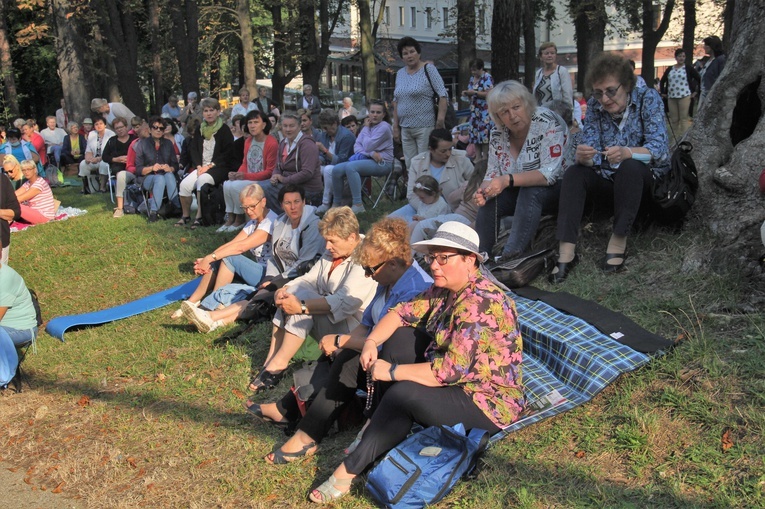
[365,423,489,509]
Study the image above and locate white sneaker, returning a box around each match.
[315,203,330,215]
[173,300,197,319]
[216,224,232,233]
[170,308,184,319]
[185,305,215,333]
[227,224,244,232]
[112,208,124,218]
[208,320,225,332]
[351,204,366,215]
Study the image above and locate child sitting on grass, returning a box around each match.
[410,175,450,230]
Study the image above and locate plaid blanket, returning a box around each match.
[490,293,669,444]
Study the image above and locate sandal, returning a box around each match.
[600,252,626,273]
[174,216,190,227]
[264,440,318,465]
[548,254,580,284]
[189,218,204,230]
[248,369,287,392]
[309,474,354,504]
[244,401,290,429]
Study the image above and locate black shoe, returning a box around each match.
[148,212,159,223]
[600,252,626,273]
[548,254,579,284]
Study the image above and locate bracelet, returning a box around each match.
[507,174,514,188]
[624,146,633,159]
[389,363,398,381]
[210,253,218,261]
[300,300,308,314]
[334,334,341,348]
[365,337,378,345]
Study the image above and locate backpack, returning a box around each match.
[366,423,489,509]
[28,288,43,327]
[123,183,145,214]
[199,182,226,226]
[650,141,699,223]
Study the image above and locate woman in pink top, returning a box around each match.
[15,160,55,224]
[219,110,278,232]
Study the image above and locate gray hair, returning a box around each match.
[90,98,108,111]
[486,80,537,129]
[200,97,220,111]
[546,99,573,127]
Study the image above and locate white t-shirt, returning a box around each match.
[242,209,279,263]
[40,127,67,148]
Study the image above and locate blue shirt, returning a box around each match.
[583,86,670,178]
[0,141,39,164]
[316,125,356,165]
[360,262,433,329]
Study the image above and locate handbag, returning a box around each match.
[423,64,457,131]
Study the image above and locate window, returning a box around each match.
[425,7,433,29]
[478,8,485,34]
[399,6,404,26]
[443,7,449,28]
[411,7,417,28]
[385,6,390,25]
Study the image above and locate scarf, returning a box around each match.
[200,117,223,141]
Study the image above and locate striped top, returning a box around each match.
[21,178,56,219]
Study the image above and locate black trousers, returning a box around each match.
[556,160,653,244]
[276,326,429,443]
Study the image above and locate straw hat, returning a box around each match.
[412,221,484,262]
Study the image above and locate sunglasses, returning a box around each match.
[424,253,460,266]
[151,125,165,130]
[592,84,622,101]
[362,260,387,277]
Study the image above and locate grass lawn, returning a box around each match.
[1,184,763,508]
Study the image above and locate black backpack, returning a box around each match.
[199,183,226,226]
[651,141,699,223]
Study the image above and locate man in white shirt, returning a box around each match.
[90,98,136,129]
[40,116,67,167]
[78,117,115,194]
[55,98,68,129]
[231,87,257,119]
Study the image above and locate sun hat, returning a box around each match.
[90,98,108,111]
[412,221,484,262]
[82,118,93,125]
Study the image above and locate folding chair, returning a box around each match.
[361,160,406,209]
[11,340,34,393]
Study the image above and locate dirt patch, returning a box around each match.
[0,461,83,509]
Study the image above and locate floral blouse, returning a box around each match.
[394,271,525,427]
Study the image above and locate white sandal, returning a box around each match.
[308,474,353,504]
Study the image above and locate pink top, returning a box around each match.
[22,178,56,219]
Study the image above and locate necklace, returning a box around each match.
[365,371,375,411]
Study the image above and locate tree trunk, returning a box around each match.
[357,0,378,100]
[723,0,735,49]
[523,0,536,90]
[682,0,696,59]
[148,0,163,115]
[570,0,607,92]
[687,0,765,274]
[492,0,522,81]
[641,0,676,88]
[457,0,476,96]
[0,0,18,116]
[51,0,91,123]
[168,0,200,99]
[298,0,320,92]
[236,0,257,92]
[270,1,299,109]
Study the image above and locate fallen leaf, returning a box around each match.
[675,332,686,343]
[231,388,245,399]
[196,458,217,468]
[77,395,90,407]
[27,419,34,426]
[721,428,734,452]
[155,373,166,382]
[52,481,65,493]
[180,237,188,243]
[575,450,586,458]
[126,457,137,468]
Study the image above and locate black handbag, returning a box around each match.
[423,63,457,130]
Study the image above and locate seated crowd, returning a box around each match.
[3,47,687,505]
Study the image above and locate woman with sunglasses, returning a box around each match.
[307,221,524,503]
[172,183,277,321]
[549,53,670,282]
[248,217,432,464]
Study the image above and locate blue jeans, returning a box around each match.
[201,283,257,311]
[0,325,38,347]
[332,159,393,206]
[199,256,264,310]
[475,183,561,256]
[143,173,179,213]
[388,204,417,221]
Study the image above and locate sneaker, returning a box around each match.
[315,203,330,215]
[184,305,215,333]
[351,204,366,215]
[216,224,232,233]
[148,211,159,223]
[228,223,244,231]
[172,300,197,320]
[112,208,124,218]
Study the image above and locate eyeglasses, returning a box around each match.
[592,84,622,101]
[424,253,460,266]
[151,125,164,130]
[362,260,387,277]
[242,201,261,212]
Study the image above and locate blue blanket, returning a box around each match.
[490,293,670,444]
[45,278,201,341]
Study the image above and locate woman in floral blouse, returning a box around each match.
[461,58,494,162]
[308,221,524,504]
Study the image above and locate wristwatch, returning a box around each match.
[334,334,341,348]
[300,300,308,314]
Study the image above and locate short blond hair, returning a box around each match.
[239,183,264,202]
[20,159,37,175]
[319,206,359,240]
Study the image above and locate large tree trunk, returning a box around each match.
[570,0,607,92]
[357,0,378,100]
[492,0,522,81]
[270,1,299,109]
[168,0,200,99]
[457,0,476,96]
[298,0,320,92]
[682,0,696,59]
[687,0,765,274]
[523,0,536,90]
[51,0,91,122]
[641,0,675,88]
[148,0,163,115]
[236,0,257,92]
[0,0,19,116]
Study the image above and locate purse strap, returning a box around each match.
[423,63,438,102]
